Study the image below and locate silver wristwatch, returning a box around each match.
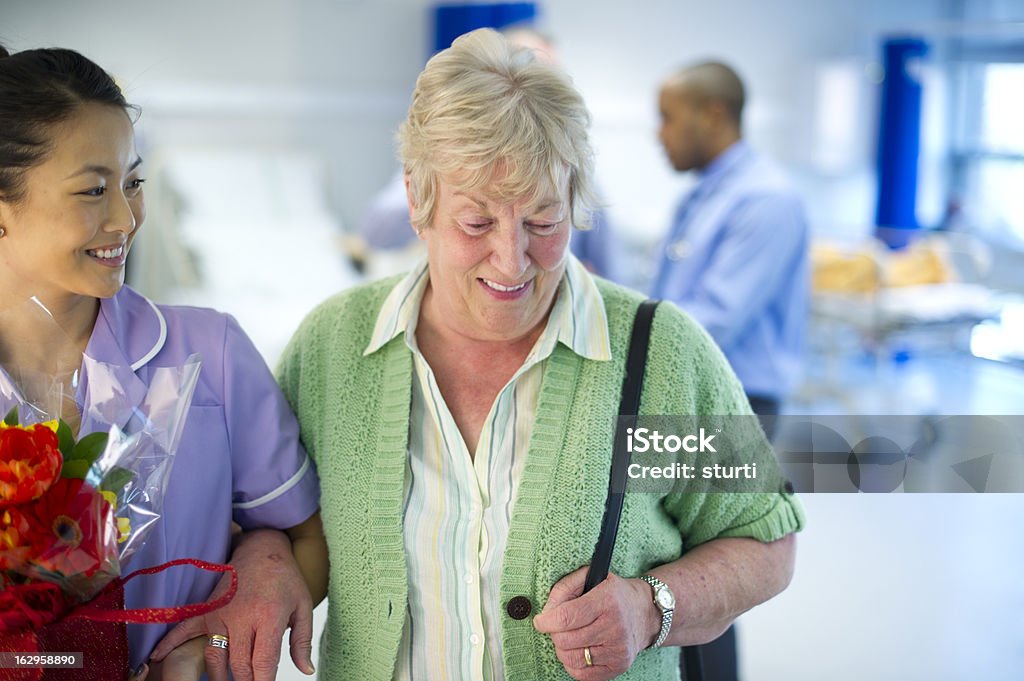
[640,574,675,648]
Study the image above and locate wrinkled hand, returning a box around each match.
[149,529,315,681]
[533,567,658,681]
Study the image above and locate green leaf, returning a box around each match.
[56,421,75,458]
[68,432,109,466]
[100,467,134,494]
[61,459,91,480]
[3,406,18,426]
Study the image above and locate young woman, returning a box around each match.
[0,45,327,680]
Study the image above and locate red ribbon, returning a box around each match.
[64,558,237,624]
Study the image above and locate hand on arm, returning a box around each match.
[533,534,796,679]
[149,512,329,681]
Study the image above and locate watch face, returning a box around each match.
[656,588,675,610]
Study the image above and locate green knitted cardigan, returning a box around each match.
[277,275,805,681]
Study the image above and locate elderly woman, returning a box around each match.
[279,28,803,681]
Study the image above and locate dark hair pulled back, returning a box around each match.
[0,45,132,202]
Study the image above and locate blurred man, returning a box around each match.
[652,61,809,681]
[653,61,808,419]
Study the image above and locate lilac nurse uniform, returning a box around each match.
[81,286,320,668]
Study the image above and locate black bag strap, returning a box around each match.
[581,299,704,681]
[584,299,659,593]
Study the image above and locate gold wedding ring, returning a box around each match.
[208,634,229,650]
[584,645,593,667]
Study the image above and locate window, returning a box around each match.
[953,62,1024,246]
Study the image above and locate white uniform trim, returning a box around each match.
[131,297,168,371]
[232,454,312,510]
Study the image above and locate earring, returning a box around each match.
[0,227,5,238]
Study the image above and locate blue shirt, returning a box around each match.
[651,141,809,399]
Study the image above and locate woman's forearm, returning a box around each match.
[643,534,797,648]
[286,511,329,606]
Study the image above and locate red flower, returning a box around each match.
[0,424,62,507]
[9,478,117,583]
[0,580,68,631]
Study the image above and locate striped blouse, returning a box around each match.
[363,255,611,680]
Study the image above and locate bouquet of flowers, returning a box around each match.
[0,331,231,680]
[1,409,132,600]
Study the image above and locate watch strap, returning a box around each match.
[641,574,674,648]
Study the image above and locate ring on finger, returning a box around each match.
[584,646,593,667]
[208,634,229,650]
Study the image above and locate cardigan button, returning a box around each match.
[506,596,532,620]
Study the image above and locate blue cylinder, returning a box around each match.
[432,2,538,54]
[875,37,928,250]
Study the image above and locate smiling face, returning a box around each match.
[414,172,571,345]
[0,102,145,306]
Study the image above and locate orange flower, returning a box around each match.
[1,506,47,571]
[8,477,116,580]
[0,423,62,507]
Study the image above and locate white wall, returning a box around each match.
[743,493,1024,681]
[2,0,431,232]
[3,0,961,241]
